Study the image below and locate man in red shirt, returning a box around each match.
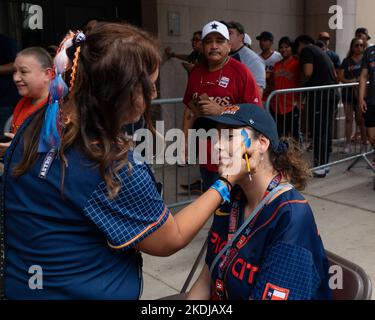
[271,36,301,140]
[183,20,262,191]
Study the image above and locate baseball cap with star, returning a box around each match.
[202,20,230,40]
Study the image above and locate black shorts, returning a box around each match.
[364,105,375,128]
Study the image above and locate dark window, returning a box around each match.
[0,0,144,49]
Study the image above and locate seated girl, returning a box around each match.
[187,104,332,300]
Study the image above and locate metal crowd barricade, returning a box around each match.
[265,83,374,184]
[150,98,202,209]
[148,84,375,210]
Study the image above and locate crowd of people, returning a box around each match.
[0,17,374,301]
[166,23,375,178]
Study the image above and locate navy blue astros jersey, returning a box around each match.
[206,187,332,300]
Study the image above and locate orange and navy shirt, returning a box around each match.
[4,120,170,299]
[206,187,332,300]
[11,96,48,134]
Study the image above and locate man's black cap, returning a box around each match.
[204,104,280,152]
[355,27,371,40]
[256,31,274,41]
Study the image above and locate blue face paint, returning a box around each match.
[241,129,251,149]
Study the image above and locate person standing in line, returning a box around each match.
[318,32,341,75]
[257,31,282,103]
[295,35,338,178]
[183,20,262,192]
[338,38,367,154]
[355,27,373,49]
[271,37,301,140]
[165,31,204,74]
[359,43,375,166]
[226,21,266,98]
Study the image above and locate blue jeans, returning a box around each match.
[199,166,220,192]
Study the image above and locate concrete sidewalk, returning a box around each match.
[141,158,375,300]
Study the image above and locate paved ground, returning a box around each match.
[141,155,375,300]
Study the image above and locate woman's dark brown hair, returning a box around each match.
[346,37,364,59]
[13,22,161,199]
[252,131,311,190]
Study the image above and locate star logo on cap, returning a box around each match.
[249,119,255,125]
[211,23,218,30]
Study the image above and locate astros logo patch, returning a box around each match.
[221,105,240,115]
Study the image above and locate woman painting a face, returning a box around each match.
[188,104,332,300]
[2,23,246,300]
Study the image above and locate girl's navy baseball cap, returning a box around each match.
[204,104,280,152]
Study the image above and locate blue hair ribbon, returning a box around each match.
[38,72,68,153]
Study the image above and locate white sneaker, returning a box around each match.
[313,168,326,178]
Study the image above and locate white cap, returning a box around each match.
[244,33,252,46]
[202,20,230,40]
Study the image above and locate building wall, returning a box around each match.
[304,0,337,49]
[335,0,357,60]
[356,0,375,44]
[157,0,305,101]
